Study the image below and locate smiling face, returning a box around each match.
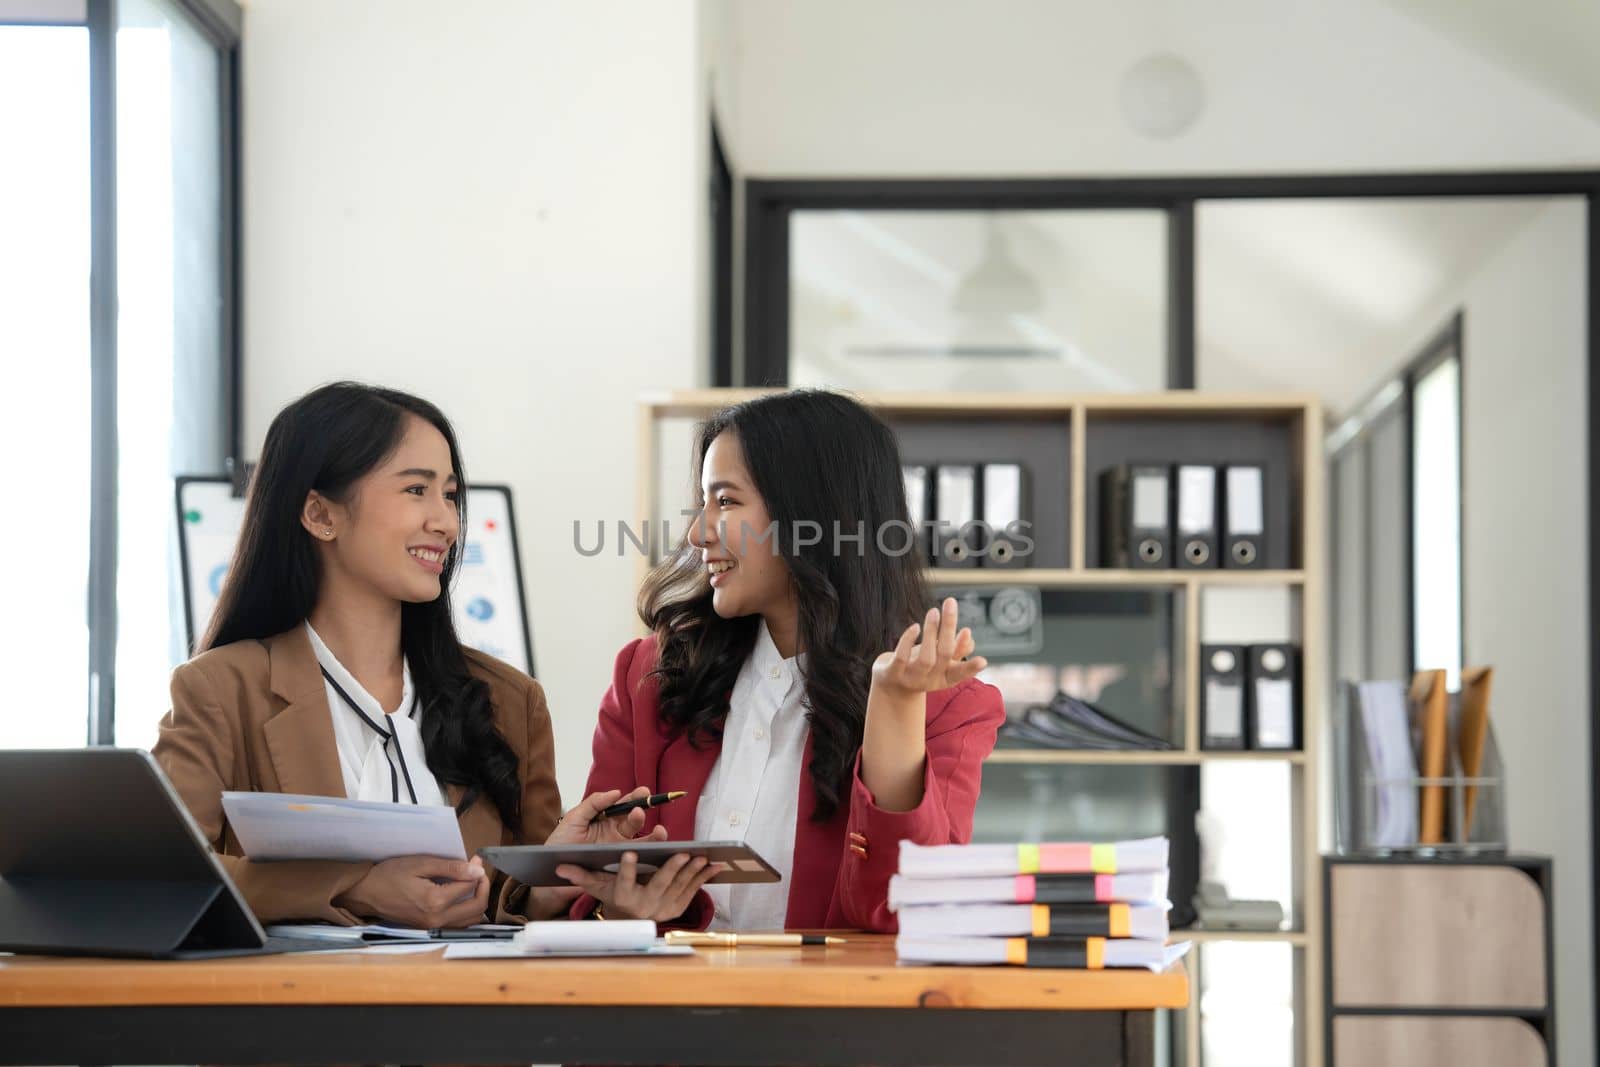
[303,414,462,605]
[688,431,795,623]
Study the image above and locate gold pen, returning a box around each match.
[666,931,845,947]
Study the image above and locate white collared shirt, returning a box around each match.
[305,623,448,807]
[694,619,808,931]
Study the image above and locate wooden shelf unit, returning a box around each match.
[636,389,1326,1067]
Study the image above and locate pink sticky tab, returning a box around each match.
[1095,874,1114,902]
[1039,843,1092,872]
[1014,874,1034,903]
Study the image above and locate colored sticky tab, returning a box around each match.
[1016,844,1041,874]
[1090,843,1118,873]
[1094,873,1114,901]
[1014,874,1035,903]
[1039,843,1091,871]
[1006,938,1028,966]
[1086,937,1105,970]
[1109,903,1130,938]
[1032,904,1050,937]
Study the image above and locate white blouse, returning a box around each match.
[693,620,809,931]
[305,623,448,807]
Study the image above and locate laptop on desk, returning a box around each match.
[0,748,345,959]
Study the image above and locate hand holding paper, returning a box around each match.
[335,854,489,930]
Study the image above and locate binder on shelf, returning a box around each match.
[902,464,931,565]
[1223,464,1266,569]
[1175,464,1218,569]
[1099,464,1170,569]
[1201,645,1247,750]
[1248,644,1300,750]
[933,464,980,568]
[981,462,1030,569]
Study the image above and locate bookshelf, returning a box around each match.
[636,389,1325,1067]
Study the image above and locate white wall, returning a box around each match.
[241,0,708,806]
[1364,200,1590,1067]
[725,0,1600,176]
[1453,202,1588,1067]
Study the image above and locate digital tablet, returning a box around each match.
[480,841,781,886]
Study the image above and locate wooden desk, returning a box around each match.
[0,935,1188,1066]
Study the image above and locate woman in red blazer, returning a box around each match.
[557,391,1006,932]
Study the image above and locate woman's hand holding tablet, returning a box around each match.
[519,786,672,915]
[554,849,723,922]
[480,840,778,923]
[547,789,725,919]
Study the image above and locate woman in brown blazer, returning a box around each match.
[156,382,672,928]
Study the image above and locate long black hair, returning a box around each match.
[203,382,522,830]
[638,390,929,821]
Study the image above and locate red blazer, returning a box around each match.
[573,635,1005,932]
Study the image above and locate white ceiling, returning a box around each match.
[1197,197,1549,418]
[1386,0,1600,123]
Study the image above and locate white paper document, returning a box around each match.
[888,870,1170,910]
[897,836,1169,879]
[895,903,1171,941]
[443,941,692,959]
[320,942,450,955]
[444,921,689,959]
[1354,681,1419,848]
[896,935,1192,972]
[222,791,466,863]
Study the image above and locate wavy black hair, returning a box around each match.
[203,382,522,830]
[637,390,929,821]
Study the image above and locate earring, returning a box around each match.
[323,528,333,539]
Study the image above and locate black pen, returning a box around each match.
[430,926,521,941]
[600,790,686,819]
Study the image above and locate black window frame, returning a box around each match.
[736,179,1199,388]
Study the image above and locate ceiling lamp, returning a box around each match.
[952,220,1044,316]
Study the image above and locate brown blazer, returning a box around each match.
[153,626,561,925]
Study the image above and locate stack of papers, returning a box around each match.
[891,836,1190,972]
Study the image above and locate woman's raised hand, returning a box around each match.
[871,597,988,696]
